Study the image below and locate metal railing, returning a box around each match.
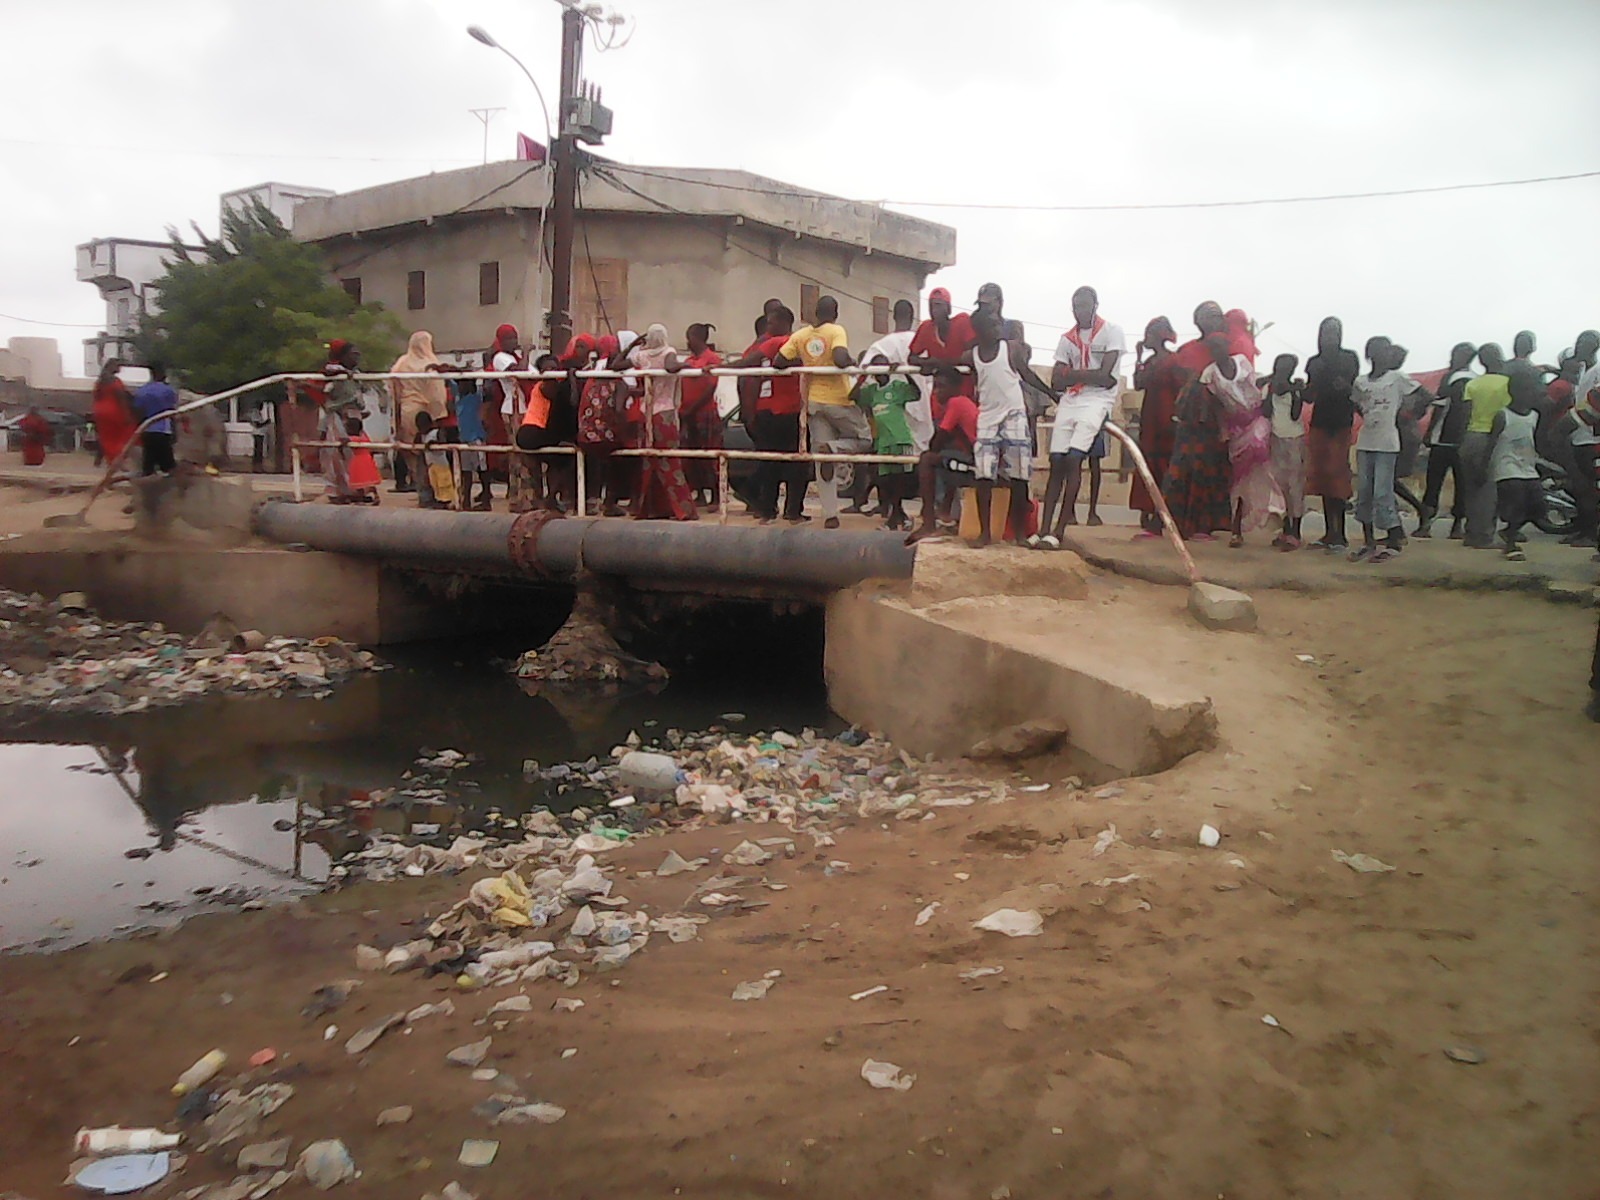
[77,365,1199,582]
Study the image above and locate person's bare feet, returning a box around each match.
[969,532,993,548]
[1087,513,1104,527]
[1064,513,1079,526]
[905,525,939,545]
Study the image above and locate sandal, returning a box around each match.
[1348,545,1375,563]
[1133,530,1161,540]
[1228,534,1245,549]
[1504,548,1528,562]
[1369,547,1399,564]
[1039,535,1061,551]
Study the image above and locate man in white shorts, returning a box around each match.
[1037,286,1124,547]
[968,310,1056,546]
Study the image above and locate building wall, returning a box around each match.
[314,211,932,361]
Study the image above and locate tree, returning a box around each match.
[136,198,404,402]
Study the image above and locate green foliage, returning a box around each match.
[136,198,404,400]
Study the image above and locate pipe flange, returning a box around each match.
[508,509,565,577]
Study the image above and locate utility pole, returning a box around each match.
[468,107,506,164]
[546,6,585,353]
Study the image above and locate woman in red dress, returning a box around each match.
[91,359,139,472]
[577,334,630,515]
[1129,317,1183,536]
[19,408,51,466]
[627,324,697,521]
[678,322,724,507]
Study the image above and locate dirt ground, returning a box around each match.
[2,578,1598,1198]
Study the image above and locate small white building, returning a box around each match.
[77,182,332,377]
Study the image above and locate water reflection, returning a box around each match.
[0,640,834,952]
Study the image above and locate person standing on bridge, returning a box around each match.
[679,323,724,509]
[733,305,809,524]
[389,332,447,508]
[132,361,179,477]
[1130,317,1183,538]
[775,295,863,529]
[626,324,697,521]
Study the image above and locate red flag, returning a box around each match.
[515,133,547,163]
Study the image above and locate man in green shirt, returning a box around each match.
[851,353,917,530]
[1458,343,1511,549]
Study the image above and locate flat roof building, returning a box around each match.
[290,160,959,358]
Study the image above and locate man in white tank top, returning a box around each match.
[965,310,1057,547]
[1487,371,1544,561]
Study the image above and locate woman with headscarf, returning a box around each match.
[19,407,51,467]
[389,331,447,507]
[1130,316,1183,536]
[318,339,364,502]
[1199,332,1283,546]
[91,358,139,474]
[577,334,629,515]
[1304,316,1361,551]
[1159,302,1235,539]
[626,324,697,521]
[679,323,724,508]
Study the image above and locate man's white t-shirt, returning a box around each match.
[1573,361,1600,447]
[494,350,519,417]
[1052,320,1125,421]
[1352,370,1422,454]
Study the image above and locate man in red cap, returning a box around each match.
[910,288,977,397]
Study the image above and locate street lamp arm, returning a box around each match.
[466,27,554,153]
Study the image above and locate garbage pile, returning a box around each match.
[307,726,1018,994]
[511,590,668,692]
[0,589,379,715]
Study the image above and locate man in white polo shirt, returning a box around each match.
[1036,286,1124,548]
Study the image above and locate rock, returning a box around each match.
[345,1012,405,1055]
[966,718,1070,761]
[447,1037,493,1068]
[1188,582,1258,632]
[238,1137,291,1170]
[353,945,384,972]
[488,995,532,1016]
[296,1139,356,1189]
[376,1106,413,1127]
[491,1102,566,1126]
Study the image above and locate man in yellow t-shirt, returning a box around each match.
[775,294,869,527]
[1458,343,1511,548]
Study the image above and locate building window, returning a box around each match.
[479,262,500,306]
[407,270,426,311]
[800,284,820,327]
[340,277,361,304]
[872,296,891,336]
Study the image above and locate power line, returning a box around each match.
[603,162,1600,214]
[0,311,102,329]
[0,137,477,167]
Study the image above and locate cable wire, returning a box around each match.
[603,162,1600,213]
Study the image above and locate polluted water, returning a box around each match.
[0,629,839,952]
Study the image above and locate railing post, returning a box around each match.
[575,446,587,518]
[717,453,729,526]
[292,443,303,502]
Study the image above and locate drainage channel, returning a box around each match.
[0,632,837,954]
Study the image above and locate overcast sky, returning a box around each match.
[3,0,1597,376]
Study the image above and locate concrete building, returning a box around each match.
[0,336,93,416]
[290,160,958,358]
[221,182,335,231]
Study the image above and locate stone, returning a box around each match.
[238,1137,291,1170]
[1188,582,1258,632]
[447,1037,493,1068]
[966,718,1070,761]
[376,1106,413,1127]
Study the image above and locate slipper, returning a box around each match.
[1369,547,1399,564]
[1504,549,1528,561]
[1348,546,1375,562]
[1039,535,1061,551]
[1133,530,1161,540]
[1025,534,1042,549]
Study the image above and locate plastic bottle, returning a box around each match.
[75,1127,182,1155]
[171,1049,227,1097]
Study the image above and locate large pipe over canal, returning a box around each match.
[252,502,917,593]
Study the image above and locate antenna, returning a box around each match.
[468,107,507,165]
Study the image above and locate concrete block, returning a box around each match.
[1188,581,1257,632]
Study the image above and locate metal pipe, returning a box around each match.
[252,502,916,591]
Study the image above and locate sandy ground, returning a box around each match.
[2,573,1597,1198]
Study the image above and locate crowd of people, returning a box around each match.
[79,288,1594,571]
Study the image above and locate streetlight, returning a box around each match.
[465,25,553,153]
